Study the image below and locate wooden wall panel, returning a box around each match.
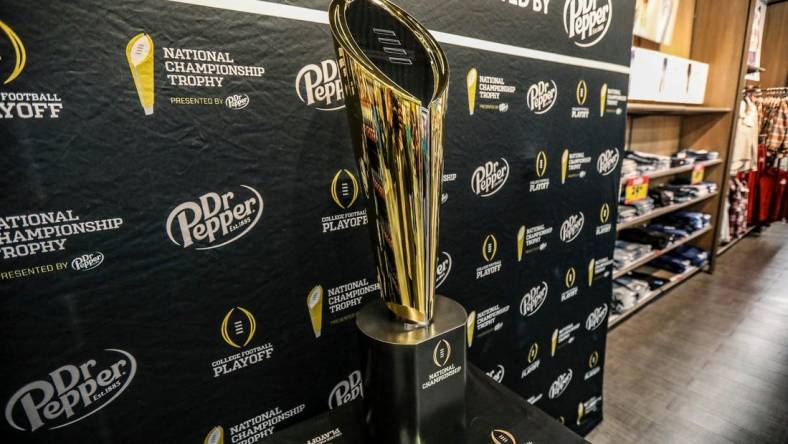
[760,1,788,87]
[628,116,683,155]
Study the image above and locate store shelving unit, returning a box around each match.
[627,103,731,115]
[717,225,757,256]
[620,159,723,185]
[609,264,707,328]
[610,0,759,328]
[613,225,713,279]
[617,192,719,231]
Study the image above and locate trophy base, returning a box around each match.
[356,295,468,444]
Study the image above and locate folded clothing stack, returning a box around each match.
[625,151,671,173]
[612,283,638,314]
[614,240,652,268]
[618,227,682,250]
[621,158,639,179]
[675,149,720,162]
[630,197,656,215]
[650,181,717,205]
[651,246,709,273]
[618,205,638,222]
[627,271,668,290]
[657,211,712,233]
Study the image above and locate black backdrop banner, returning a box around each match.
[0,1,633,442]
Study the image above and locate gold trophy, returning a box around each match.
[329,1,466,442]
[204,426,224,444]
[307,285,324,338]
[561,149,569,184]
[588,258,596,287]
[600,83,608,117]
[126,33,155,116]
[517,225,526,262]
[467,310,476,347]
[551,328,559,357]
[467,68,478,115]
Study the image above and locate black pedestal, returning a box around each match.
[258,365,590,444]
[356,296,467,444]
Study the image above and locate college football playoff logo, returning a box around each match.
[331,169,360,209]
[491,429,517,444]
[0,20,26,85]
[433,339,451,367]
[221,307,256,349]
[482,234,498,262]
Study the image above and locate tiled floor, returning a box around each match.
[588,223,788,444]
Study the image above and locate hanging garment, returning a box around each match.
[765,98,787,152]
[731,97,760,173]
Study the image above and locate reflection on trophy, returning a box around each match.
[517,225,526,262]
[204,426,224,444]
[600,83,608,117]
[467,68,478,115]
[467,310,476,347]
[126,33,155,116]
[551,328,559,357]
[307,285,324,338]
[561,149,570,184]
[329,1,466,442]
[588,258,596,287]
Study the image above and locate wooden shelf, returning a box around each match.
[617,191,719,231]
[620,158,723,185]
[614,225,712,279]
[627,102,732,115]
[609,264,707,328]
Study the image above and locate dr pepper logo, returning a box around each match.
[166,185,263,250]
[563,0,613,47]
[5,349,137,432]
[472,158,510,197]
[296,59,345,111]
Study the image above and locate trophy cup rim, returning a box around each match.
[328,0,450,106]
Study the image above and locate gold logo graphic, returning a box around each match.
[589,351,599,368]
[561,149,569,184]
[0,20,26,85]
[536,151,548,178]
[551,329,558,357]
[204,426,224,444]
[600,203,610,224]
[467,311,476,348]
[558,416,565,425]
[331,169,360,209]
[577,402,585,425]
[565,267,576,288]
[516,226,526,262]
[588,258,596,287]
[221,307,256,349]
[528,343,539,364]
[491,429,516,444]
[600,83,608,117]
[433,339,451,367]
[307,285,324,338]
[467,68,478,115]
[126,33,155,116]
[576,80,588,105]
[482,234,498,262]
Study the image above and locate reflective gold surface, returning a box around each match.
[329,0,449,326]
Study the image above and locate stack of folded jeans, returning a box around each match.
[651,254,692,273]
[647,224,691,239]
[671,245,709,267]
[614,240,653,268]
[658,211,712,233]
[625,151,671,173]
[651,182,717,205]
